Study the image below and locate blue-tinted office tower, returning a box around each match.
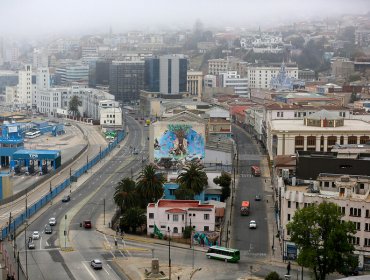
[144,54,187,95]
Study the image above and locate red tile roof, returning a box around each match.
[157,200,200,208]
[165,208,187,213]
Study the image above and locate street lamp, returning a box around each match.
[24,219,28,280]
[168,228,171,280]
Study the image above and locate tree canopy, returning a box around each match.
[68,95,82,116]
[177,162,208,195]
[120,207,146,233]
[136,164,165,204]
[213,171,232,202]
[287,202,357,280]
[114,177,139,212]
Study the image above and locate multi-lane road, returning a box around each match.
[0,123,107,230]
[15,116,145,280]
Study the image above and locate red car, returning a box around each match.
[83,220,92,229]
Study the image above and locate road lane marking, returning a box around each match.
[103,267,110,275]
[40,237,42,250]
[82,262,97,280]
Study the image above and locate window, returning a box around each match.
[149,213,154,219]
[173,214,178,222]
[365,238,370,247]
[288,214,291,221]
[341,207,345,215]
[204,226,210,231]
[161,225,166,229]
[350,207,361,217]
[367,209,370,218]
[193,214,196,217]
[288,201,291,208]
[296,202,299,209]
[350,236,360,245]
[324,182,330,187]
[149,225,154,228]
[365,223,370,232]
[167,214,170,220]
[355,222,361,231]
[182,215,184,221]
[173,227,178,233]
[204,214,210,220]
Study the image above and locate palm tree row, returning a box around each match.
[113,162,208,233]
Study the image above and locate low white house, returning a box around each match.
[147,199,215,237]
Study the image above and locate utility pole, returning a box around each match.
[64,214,67,249]
[103,199,106,226]
[24,220,28,280]
[168,229,171,280]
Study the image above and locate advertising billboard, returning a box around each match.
[153,123,205,169]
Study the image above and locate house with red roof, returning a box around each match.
[147,199,215,237]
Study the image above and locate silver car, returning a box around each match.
[90,259,103,270]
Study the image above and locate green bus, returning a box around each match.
[206,246,240,263]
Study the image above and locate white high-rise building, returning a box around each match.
[247,64,298,89]
[17,64,36,108]
[37,68,50,91]
[33,48,49,69]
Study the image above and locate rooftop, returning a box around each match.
[271,119,370,132]
[306,109,343,120]
[149,199,214,209]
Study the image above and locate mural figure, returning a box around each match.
[154,124,205,168]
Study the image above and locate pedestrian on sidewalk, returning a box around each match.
[287,261,291,275]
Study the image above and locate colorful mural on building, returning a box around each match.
[153,123,205,168]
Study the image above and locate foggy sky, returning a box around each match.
[1,0,369,37]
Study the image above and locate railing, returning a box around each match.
[1,131,125,240]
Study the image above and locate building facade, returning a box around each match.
[144,54,187,95]
[147,199,215,237]
[187,71,203,98]
[55,64,89,85]
[109,60,145,102]
[280,174,370,268]
[247,64,298,89]
[219,71,249,97]
[267,110,370,158]
[17,64,36,108]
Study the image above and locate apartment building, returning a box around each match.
[280,173,370,268]
[247,63,298,89]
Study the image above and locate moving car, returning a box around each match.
[255,195,262,201]
[83,220,92,229]
[28,241,35,249]
[249,220,257,229]
[45,225,52,234]
[62,195,70,202]
[90,259,103,270]
[49,217,56,226]
[32,231,40,240]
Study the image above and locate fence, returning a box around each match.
[1,131,125,241]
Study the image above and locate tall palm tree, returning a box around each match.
[177,162,208,195]
[121,207,146,233]
[136,164,165,204]
[114,177,138,212]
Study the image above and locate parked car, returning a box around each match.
[32,231,40,240]
[255,195,262,201]
[45,225,52,234]
[62,195,70,202]
[28,241,35,249]
[83,220,92,229]
[249,220,257,229]
[49,217,56,226]
[90,259,103,270]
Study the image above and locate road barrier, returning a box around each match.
[0,131,125,240]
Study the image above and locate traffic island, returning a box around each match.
[114,257,197,280]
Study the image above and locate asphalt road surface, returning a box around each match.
[15,116,145,280]
[231,125,269,260]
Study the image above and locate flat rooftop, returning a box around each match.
[270,119,370,132]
